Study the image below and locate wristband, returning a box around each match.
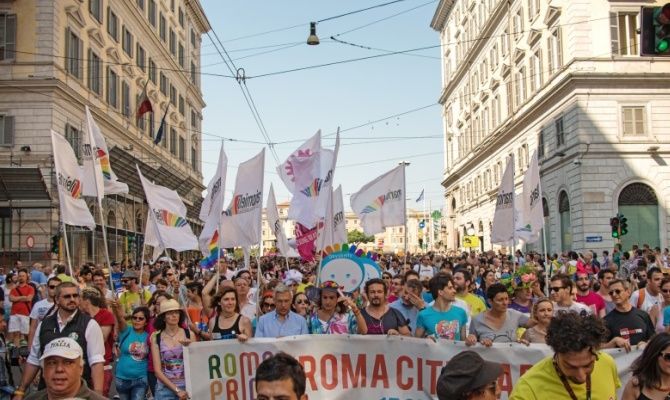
[14,390,25,396]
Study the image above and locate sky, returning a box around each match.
[199,0,445,213]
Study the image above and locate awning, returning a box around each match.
[0,167,51,203]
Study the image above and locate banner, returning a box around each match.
[491,155,515,245]
[184,336,636,400]
[199,144,227,256]
[266,184,298,258]
[317,185,347,250]
[82,106,128,196]
[350,164,406,235]
[516,150,543,243]
[50,131,96,229]
[220,149,265,248]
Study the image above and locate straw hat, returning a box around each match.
[158,299,181,315]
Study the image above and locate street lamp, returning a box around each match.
[307,22,320,45]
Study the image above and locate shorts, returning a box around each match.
[8,315,29,335]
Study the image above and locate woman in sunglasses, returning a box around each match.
[208,287,251,342]
[111,302,150,400]
[307,281,367,335]
[622,332,670,400]
[291,292,310,318]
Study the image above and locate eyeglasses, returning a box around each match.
[262,303,275,309]
[61,293,79,300]
[132,316,146,321]
[609,289,624,296]
[660,353,670,362]
[48,285,59,289]
[550,287,564,292]
[663,289,670,294]
[295,300,307,305]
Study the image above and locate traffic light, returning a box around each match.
[51,234,60,254]
[619,214,628,236]
[641,4,670,56]
[419,220,425,229]
[610,216,620,238]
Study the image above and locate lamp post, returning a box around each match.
[398,161,410,256]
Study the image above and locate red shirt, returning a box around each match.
[576,291,606,315]
[10,284,34,316]
[93,308,116,364]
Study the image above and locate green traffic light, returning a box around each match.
[659,38,670,53]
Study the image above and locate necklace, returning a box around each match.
[164,328,180,339]
[553,355,591,400]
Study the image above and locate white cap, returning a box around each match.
[40,337,83,361]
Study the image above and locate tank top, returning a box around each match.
[159,338,185,388]
[211,313,242,340]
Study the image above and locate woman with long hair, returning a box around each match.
[308,281,367,335]
[623,332,670,399]
[111,303,150,400]
[291,292,310,318]
[208,286,252,341]
[150,299,194,400]
[520,298,553,344]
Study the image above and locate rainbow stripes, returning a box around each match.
[200,230,219,270]
[157,210,187,227]
[361,195,385,214]
[300,178,322,197]
[96,148,112,180]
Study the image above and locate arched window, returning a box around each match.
[619,183,658,206]
[559,191,571,251]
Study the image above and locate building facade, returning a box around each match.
[261,201,442,255]
[431,0,670,254]
[0,0,210,266]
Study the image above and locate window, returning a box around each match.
[179,136,185,161]
[161,126,167,147]
[65,28,83,79]
[136,94,145,130]
[137,0,145,10]
[121,81,131,118]
[169,28,176,55]
[0,13,16,61]
[0,115,15,147]
[191,147,198,171]
[514,65,526,108]
[190,29,195,47]
[537,130,545,159]
[190,109,197,128]
[555,116,565,146]
[106,67,118,108]
[170,0,175,12]
[159,13,166,42]
[178,42,184,67]
[149,58,156,82]
[87,49,102,95]
[65,123,82,159]
[513,9,523,41]
[148,112,155,138]
[159,72,168,95]
[148,0,156,27]
[178,7,184,27]
[169,85,176,106]
[530,48,542,93]
[122,27,133,57]
[136,44,146,70]
[621,106,647,136]
[178,95,184,115]
[170,128,177,155]
[190,61,196,84]
[107,8,118,41]
[547,27,563,74]
[610,12,639,56]
[89,0,102,23]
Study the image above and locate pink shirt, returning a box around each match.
[576,291,606,315]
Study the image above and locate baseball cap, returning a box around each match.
[39,338,83,361]
[436,351,502,399]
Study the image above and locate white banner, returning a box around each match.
[516,150,543,243]
[50,131,96,229]
[184,336,636,400]
[266,184,298,258]
[199,144,227,255]
[221,149,265,248]
[350,164,406,235]
[317,184,347,250]
[491,155,515,245]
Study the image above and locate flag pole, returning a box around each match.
[215,141,224,294]
[402,162,408,265]
[97,201,116,297]
[60,222,73,278]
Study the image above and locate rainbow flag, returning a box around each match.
[200,230,219,270]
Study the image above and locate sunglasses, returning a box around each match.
[550,287,564,292]
[295,300,307,305]
[609,289,624,296]
[262,303,275,308]
[132,316,146,321]
[660,353,670,361]
[121,280,129,283]
[48,285,59,289]
[61,293,80,300]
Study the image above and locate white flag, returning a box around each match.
[277,130,321,193]
[316,184,347,250]
[350,165,406,235]
[516,150,543,243]
[220,149,265,248]
[143,210,164,263]
[137,165,198,252]
[198,145,227,255]
[82,106,128,197]
[50,131,96,229]
[266,184,298,258]
[491,155,516,245]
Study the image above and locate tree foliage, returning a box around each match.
[347,230,375,244]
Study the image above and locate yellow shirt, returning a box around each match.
[510,352,620,400]
[56,273,74,283]
[119,289,151,319]
[457,293,486,317]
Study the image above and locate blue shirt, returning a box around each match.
[416,304,468,340]
[116,326,149,380]
[255,310,308,338]
[30,270,47,286]
[390,299,420,333]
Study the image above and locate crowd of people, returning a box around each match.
[0,242,667,399]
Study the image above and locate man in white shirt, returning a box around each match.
[27,277,61,351]
[630,267,664,313]
[549,274,592,316]
[414,255,436,280]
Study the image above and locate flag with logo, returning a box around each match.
[220,149,265,248]
[82,106,129,197]
[516,150,543,243]
[267,184,299,258]
[491,155,516,245]
[316,185,347,250]
[137,165,198,252]
[198,144,227,256]
[350,165,406,235]
[50,131,96,229]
